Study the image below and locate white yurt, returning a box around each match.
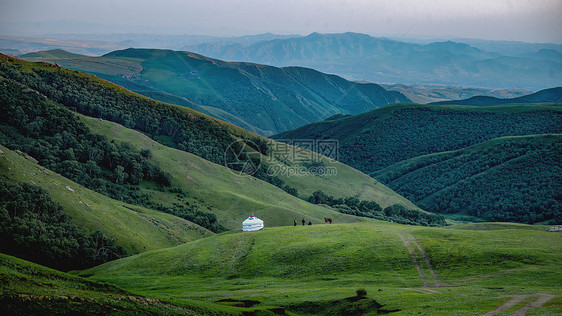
[242,215,264,231]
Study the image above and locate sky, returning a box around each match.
[1,0,561,43]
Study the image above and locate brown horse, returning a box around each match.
[324,217,332,224]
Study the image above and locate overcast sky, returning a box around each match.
[2,0,561,42]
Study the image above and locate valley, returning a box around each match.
[1,4,561,313]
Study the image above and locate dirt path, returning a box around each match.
[411,237,443,287]
[398,233,428,287]
[513,294,555,316]
[482,295,528,316]
[404,288,440,294]
[482,293,555,316]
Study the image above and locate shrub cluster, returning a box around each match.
[0,179,125,271]
[308,190,446,226]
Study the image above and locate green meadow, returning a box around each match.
[80,221,562,315]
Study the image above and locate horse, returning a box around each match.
[324,217,332,224]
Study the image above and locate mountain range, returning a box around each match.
[429,87,562,106]
[21,48,409,135]
[5,31,560,91]
[185,32,562,90]
[1,37,562,314]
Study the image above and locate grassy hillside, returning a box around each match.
[274,103,562,175]
[373,134,562,223]
[273,103,562,223]
[21,48,409,135]
[0,53,423,224]
[79,114,366,229]
[0,253,280,315]
[430,87,562,106]
[0,145,212,253]
[82,221,562,314]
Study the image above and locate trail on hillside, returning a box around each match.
[403,288,439,294]
[398,233,429,287]
[513,294,555,316]
[411,237,443,287]
[482,295,528,316]
[482,293,555,316]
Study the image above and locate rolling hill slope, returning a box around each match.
[0,145,212,254]
[0,54,424,232]
[273,103,562,223]
[373,134,562,223]
[0,253,264,315]
[21,48,409,135]
[81,221,562,314]
[429,87,562,106]
[78,114,368,229]
[274,103,562,174]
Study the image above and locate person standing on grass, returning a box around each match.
[302,218,306,226]
[294,218,297,227]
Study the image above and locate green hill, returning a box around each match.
[81,221,562,314]
[273,103,562,223]
[373,134,562,223]
[0,54,423,230]
[0,253,268,315]
[274,103,562,174]
[78,114,367,229]
[0,145,212,254]
[19,48,87,59]
[21,48,409,135]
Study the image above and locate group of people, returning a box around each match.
[294,218,312,226]
[293,217,333,226]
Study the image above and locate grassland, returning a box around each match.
[80,113,420,230]
[81,221,562,315]
[0,145,212,254]
[1,53,421,219]
[0,253,288,315]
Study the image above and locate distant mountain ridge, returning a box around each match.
[185,32,562,90]
[381,83,530,104]
[22,48,409,135]
[429,87,562,106]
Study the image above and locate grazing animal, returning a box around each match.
[324,217,332,224]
